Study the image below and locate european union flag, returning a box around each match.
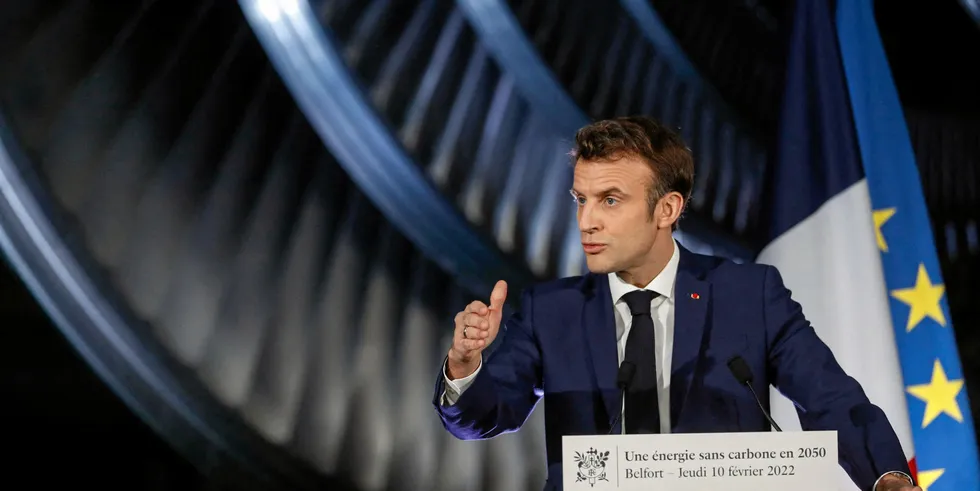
[836,0,980,489]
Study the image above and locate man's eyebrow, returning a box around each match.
[598,187,626,196]
[569,187,627,197]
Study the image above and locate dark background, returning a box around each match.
[2,261,208,487]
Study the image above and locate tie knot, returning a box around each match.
[622,290,658,316]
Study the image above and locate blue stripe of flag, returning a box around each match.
[762,0,863,244]
[835,1,980,489]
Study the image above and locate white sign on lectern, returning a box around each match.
[563,431,837,490]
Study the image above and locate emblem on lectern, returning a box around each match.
[573,447,610,486]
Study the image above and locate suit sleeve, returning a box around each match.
[763,265,911,490]
[431,287,543,440]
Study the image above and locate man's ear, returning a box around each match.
[657,191,685,229]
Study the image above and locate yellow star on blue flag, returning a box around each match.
[890,263,946,332]
[873,208,895,252]
[916,469,944,491]
[906,359,964,428]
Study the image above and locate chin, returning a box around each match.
[584,256,616,274]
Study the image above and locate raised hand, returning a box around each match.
[446,280,508,379]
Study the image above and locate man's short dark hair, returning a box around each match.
[571,116,694,227]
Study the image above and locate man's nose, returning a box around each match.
[578,204,600,233]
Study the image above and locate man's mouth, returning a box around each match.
[582,243,606,254]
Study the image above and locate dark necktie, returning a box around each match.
[622,289,661,434]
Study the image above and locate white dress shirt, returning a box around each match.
[442,240,681,435]
[607,239,679,433]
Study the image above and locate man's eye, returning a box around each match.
[575,196,586,205]
[605,197,617,206]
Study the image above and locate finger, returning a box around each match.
[457,338,486,352]
[488,281,508,331]
[451,335,482,355]
[465,300,489,316]
[463,312,490,330]
[489,280,508,310]
[455,323,488,343]
[461,325,490,338]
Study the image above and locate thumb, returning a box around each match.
[488,280,507,326]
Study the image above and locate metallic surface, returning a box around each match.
[960,0,980,26]
[239,0,533,297]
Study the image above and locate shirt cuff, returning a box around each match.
[871,470,914,491]
[440,358,483,406]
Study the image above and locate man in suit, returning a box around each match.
[433,116,919,491]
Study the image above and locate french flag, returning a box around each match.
[757,0,979,490]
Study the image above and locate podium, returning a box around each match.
[563,430,837,490]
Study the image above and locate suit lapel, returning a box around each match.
[581,274,620,423]
[670,250,710,427]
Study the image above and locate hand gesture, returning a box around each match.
[446,280,508,379]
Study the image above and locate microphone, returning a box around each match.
[608,361,636,434]
[727,356,782,432]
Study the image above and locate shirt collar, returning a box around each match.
[607,238,680,303]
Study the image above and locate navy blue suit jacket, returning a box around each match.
[433,246,909,490]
